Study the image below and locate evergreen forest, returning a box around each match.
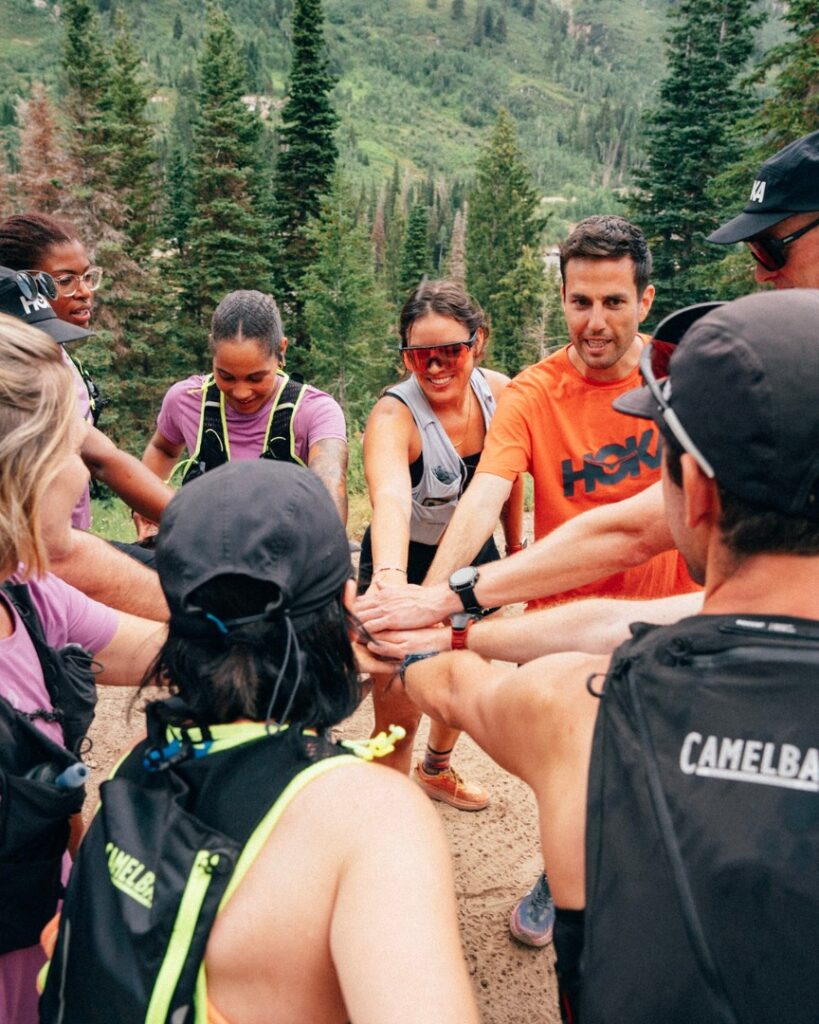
[0,0,816,480]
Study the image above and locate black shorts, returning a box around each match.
[357,527,500,594]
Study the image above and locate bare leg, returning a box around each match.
[426,722,461,762]
[370,671,421,775]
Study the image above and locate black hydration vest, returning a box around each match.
[0,583,95,953]
[67,351,106,427]
[583,613,819,1024]
[40,699,357,1024]
[180,373,307,486]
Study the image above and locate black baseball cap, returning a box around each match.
[708,131,819,244]
[614,290,819,522]
[0,266,93,344]
[156,460,353,639]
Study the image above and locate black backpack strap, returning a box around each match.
[181,377,228,485]
[625,665,740,1024]
[263,376,307,466]
[0,582,97,753]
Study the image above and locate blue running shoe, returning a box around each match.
[509,872,555,947]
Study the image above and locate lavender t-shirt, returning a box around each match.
[156,374,347,466]
[63,350,93,531]
[0,572,117,1023]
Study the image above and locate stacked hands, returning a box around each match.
[353,581,450,668]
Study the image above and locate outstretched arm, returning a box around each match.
[82,425,175,521]
[403,648,605,908]
[50,531,168,620]
[141,428,186,484]
[368,590,704,663]
[94,612,166,685]
[357,480,674,632]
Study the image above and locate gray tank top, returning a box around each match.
[386,370,496,545]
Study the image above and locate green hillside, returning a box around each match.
[1,0,784,199]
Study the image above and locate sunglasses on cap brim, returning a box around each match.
[746,214,819,271]
[399,330,478,373]
[1,268,59,302]
[640,301,725,480]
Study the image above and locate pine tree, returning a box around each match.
[59,0,112,195]
[370,188,386,276]
[448,203,468,286]
[182,3,272,351]
[747,0,819,146]
[106,12,158,257]
[399,201,431,297]
[273,0,339,347]
[15,84,70,212]
[630,0,763,315]
[466,109,543,374]
[451,0,465,19]
[302,174,394,428]
[490,246,544,374]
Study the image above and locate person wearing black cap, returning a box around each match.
[40,459,479,1024]
[400,291,819,1023]
[707,129,819,290]
[0,264,170,619]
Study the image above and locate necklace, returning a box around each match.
[449,392,473,450]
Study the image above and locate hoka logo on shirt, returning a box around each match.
[105,841,155,908]
[561,428,661,497]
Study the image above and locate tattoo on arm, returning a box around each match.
[308,438,349,525]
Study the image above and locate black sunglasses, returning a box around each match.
[640,302,724,479]
[746,215,819,272]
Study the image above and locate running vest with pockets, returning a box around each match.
[386,369,496,545]
[0,583,93,953]
[583,613,819,1024]
[40,698,359,1024]
[180,372,307,486]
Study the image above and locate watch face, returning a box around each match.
[449,566,478,590]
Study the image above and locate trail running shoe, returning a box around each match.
[509,872,555,947]
[414,761,490,811]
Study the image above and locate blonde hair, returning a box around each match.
[0,314,78,578]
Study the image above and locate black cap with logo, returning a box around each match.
[157,460,353,639]
[614,290,819,522]
[708,131,819,244]
[0,265,93,344]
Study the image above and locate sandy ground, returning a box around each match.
[86,682,561,1023]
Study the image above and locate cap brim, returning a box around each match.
[707,209,792,245]
[34,316,95,345]
[612,384,659,420]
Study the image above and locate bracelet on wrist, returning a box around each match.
[399,650,439,685]
[374,566,407,576]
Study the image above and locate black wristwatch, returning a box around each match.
[449,566,483,615]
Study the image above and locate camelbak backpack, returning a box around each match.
[583,613,819,1024]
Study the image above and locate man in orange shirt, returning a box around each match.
[359,214,698,945]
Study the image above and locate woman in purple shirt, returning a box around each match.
[142,290,349,523]
[0,314,163,1023]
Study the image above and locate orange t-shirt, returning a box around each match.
[477,343,698,608]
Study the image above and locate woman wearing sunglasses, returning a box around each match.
[359,279,523,806]
[0,213,173,548]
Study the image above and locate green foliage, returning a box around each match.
[181,3,272,354]
[399,201,431,297]
[302,173,394,428]
[106,12,158,257]
[273,0,339,344]
[631,0,763,316]
[466,109,543,375]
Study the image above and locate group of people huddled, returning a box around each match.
[0,129,817,1024]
